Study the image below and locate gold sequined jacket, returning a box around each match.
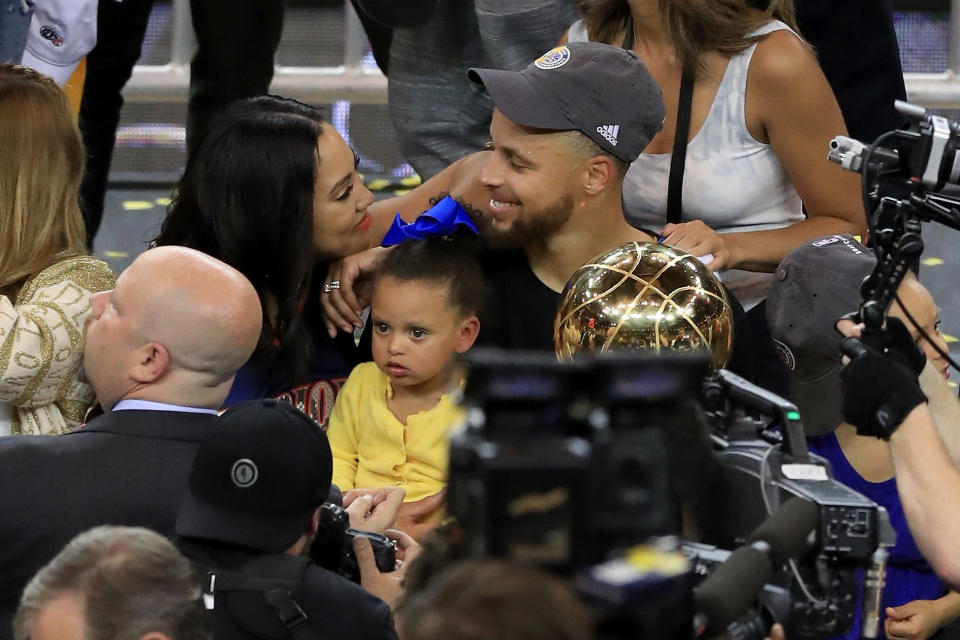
[0,256,115,435]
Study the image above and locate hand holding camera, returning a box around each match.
[354,528,421,610]
[838,317,928,439]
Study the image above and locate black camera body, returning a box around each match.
[340,528,398,582]
[448,349,708,572]
[448,350,893,639]
[696,369,894,639]
[310,503,397,583]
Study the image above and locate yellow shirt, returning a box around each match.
[328,362,465,502]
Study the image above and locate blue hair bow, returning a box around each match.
[380,196,479,247]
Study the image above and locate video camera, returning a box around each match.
[309,503,397,583]
[829,101,960,344]
[695,369,895,639]
[448,349,704,572]
[447,349,893,639]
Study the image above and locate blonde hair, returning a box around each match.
[0,64,87,297]
[577,0,800,74]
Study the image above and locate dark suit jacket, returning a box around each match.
[0,409,217,638]
[797,0,908,143]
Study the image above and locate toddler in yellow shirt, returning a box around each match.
[327,201,482,539]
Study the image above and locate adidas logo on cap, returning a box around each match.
[597,124,620,146]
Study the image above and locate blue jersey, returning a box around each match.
[808,432,946,639]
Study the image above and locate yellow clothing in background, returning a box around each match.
[328,362,464,503]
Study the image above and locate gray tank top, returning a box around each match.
[568,20,804,310]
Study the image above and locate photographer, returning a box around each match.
[838,318,960,595]
[175,399,415,640]
[769,236,960,638]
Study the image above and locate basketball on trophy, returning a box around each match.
[554,241,733,367]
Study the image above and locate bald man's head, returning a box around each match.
[83,247,262,410]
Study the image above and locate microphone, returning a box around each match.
[694,497,820,636]
[746,497,819,567]
[861,547,888,639]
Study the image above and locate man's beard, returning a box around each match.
[473,191,576,250]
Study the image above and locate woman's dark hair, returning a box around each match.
[155,95,325,375]
[376,233,485,317]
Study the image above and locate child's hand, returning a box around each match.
[345,486,406,534]
[395,489,446,541]
[885,600,944,640]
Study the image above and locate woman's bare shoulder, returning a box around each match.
[749,27,819,89]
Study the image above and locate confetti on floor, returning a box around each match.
[122,201,155,211]
[155,197,172,206]
[922,257,945,267]
[944,333,957,343]
[103,251,129,258]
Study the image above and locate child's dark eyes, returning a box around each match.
[410,328,427,339]
[374,321,389,334]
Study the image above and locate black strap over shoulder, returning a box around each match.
[263,589,313,640]
[623,16,694,226]
[206,555,317,640]
[667,69,695,225]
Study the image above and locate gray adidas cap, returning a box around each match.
[468,42,665,163]
[766,235,876,436]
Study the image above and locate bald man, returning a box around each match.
[0,247,262,638]
[83,246,262,412]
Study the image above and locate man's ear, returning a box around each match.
[309,506,322,535]
[129,342,171,384]
[456,315,481,353]
[582,155,617,196]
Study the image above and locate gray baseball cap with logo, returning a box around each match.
[468,42,665,163]
[766,235,876,436]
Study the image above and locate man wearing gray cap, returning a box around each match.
[322,42,752,377]
[462,42,670,350]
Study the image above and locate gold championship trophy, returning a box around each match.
[554,241,733,367]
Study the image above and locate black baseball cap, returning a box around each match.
[468,42,665,163]
[766,235,876,436]
[176,399,333,553]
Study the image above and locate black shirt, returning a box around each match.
[476,249,561,351]
[179,538,397,640]
[475,248,758,383]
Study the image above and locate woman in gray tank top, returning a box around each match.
[565,0,866,312]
